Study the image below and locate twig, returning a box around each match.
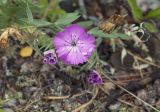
[43,91,92,100]
[16,99,40,112]
[71,91,92,99]
[43,95,70,100]
[99,86,135,107]
[101,71,160,112]
[127,50,160,68]
[72,86,99,112]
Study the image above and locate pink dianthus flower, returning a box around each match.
[53,24,96,65]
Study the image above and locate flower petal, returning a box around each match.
[66,47,87,65]
[53,24,96,65]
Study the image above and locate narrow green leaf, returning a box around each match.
[145,8,160,20]
[88,27,129,39]
[26,2,33,22]
[96,37,103,47]
[127,0,143,22]
[88,51,97,69]
[20,18,52,27]
[55,13,80,26]
[49,9,65,15]
[77,21,93,28]
[111,38,116,52]
[39,36,52,50]
[88,27,106,37]
[108,33,129,39]
[31,19,52,27]
[144,22,158,33]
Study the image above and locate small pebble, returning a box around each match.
[135,89,147,105]
[109,102,121,110]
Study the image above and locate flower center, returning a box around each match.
[71,41,77,46]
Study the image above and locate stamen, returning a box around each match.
[71,41,77,46]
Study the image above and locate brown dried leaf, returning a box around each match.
[99,21,115,33]
[98,14,125,33]
[8,28,22,40]
[108,14,125,25]
[0,29,9,48]
[0,27,22,48]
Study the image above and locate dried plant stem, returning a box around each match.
[43,91,91,100]
[16,99,40,112]
[72,87,99,112]
[71,91,92,99]
[101,72,160,112]
[127,50,160,68]
[134,58,144,78]
[99,86,135,107]
[43,95,70,100]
